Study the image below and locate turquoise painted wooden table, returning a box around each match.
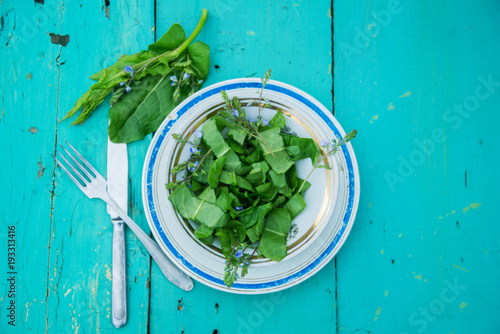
[1,1,499,333]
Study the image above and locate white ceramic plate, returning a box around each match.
[142,78,360,294]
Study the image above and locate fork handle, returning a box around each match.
[105,196,194,291]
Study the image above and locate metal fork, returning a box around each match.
[53,140,193,291]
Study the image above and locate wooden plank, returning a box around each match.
[0,0,155,332]
[149,1,335,333]
[334,0,500,333]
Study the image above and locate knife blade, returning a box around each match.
[107,137,128,328]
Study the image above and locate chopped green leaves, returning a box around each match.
[166,72,356,288]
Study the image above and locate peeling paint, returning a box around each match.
[48,33,70,47]
[415,274,422,280]
[105,264,112,281]
[399,91,411,98]
[459,302,467,311]
[388,102,395,110]
[246,30,255,36]
[370,114,379,124]
[452,264,470,272]
[463,203,481,214]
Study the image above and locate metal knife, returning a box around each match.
[107,137,128,328]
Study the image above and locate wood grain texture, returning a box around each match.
[0,0,154,332]
[334,0,500,333]
[2,0,498,333]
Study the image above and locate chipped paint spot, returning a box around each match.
[452,264,470,272]
[398,233,402,237]
[452,210,456,214]
[246,30,255,36]
[105,264,112,281]
[381,249,384,255]
[415,274,422,280]
[38,159,45,178]
[384,290,388,297]
[368,23,376,30]
[368,202,371,207]
[327,8,332,18]
[26,73,32,80]
[293,3,299,6]
[408,254,411,257]
[30,126,38,134]
[399,92,411,98]
[459,302,467,311]
[388,102,395,110]
[370,114,379,124]
[64,288,72,297]
[424,279,428,282]
[463,203,481,214]
[328,64,331,75]
[48,33,70,47]
[374,316,378,321]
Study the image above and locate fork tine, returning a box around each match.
[64,140,100,176]
[56,150,88,186]
[59,144,93,180]
[53,154,85,192]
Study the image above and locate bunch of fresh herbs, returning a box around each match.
[62,9,210,143]
[167,71,357,287]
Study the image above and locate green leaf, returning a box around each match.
[258,208,291,262]
[268,170,291,197]
[282,134,321,165]
[226,220,246,242]
[168,183,229,228]
[297,178,311,193]
[109,74,183,143]
[220,171,254,192]
[198,187,217,203]
[269,110,286,129]
[194,224,214,239]
[148,23,186,54]
[208,156,226,188]
[258,128,294,174]
[89,51,156,81]
[239,202,274,229]
[227,128,248,146]
[202,119,231,157]
[283,193,306,218]
[187,41,210,79]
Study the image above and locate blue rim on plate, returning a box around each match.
[143,79,359,292]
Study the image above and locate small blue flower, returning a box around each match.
[125,86,131,93]
[188,183,192,189]
[198,79,204,85]
[234,206,244,211]
[193,161,199,167]
[250,118,256,123]
[247,102,254,106]
[183,72,190,80]
[235,250,243,259]
[262,120,269,126]
[170,75,178,86]
[232,110,239,117]
[119,81,126,86]
[320,139,329,147]
[225,267,231,272]
[189,147,197,154]
[124,65,134,75]
[195,131,203,138]
[245,260,250,265]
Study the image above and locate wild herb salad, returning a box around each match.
[167,71,356,287]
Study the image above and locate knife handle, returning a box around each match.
[112,221,127,328]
